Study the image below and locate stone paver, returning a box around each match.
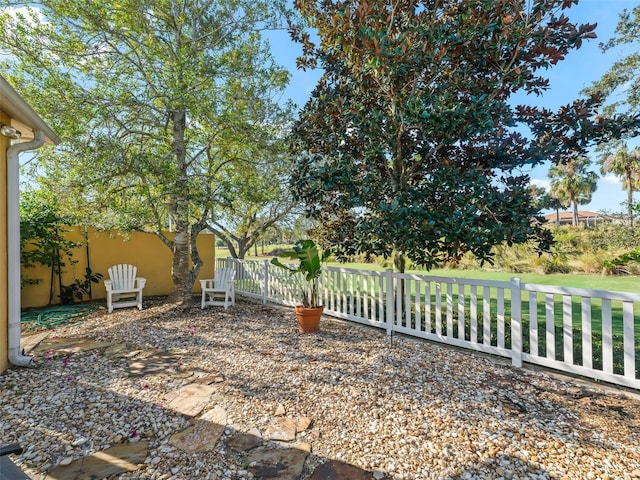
[308,460,384,480]
[264,417,297,442]
[225,431,263,453]
[127,350,184,377]
[245,447,308,480]
[169,406,227,453]
[31,337,116,357]
[163,383,216,417]
[44,441,148,480]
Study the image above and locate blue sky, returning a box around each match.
[269,0,640,215]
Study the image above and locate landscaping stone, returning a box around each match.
[44,441,148,480]
[32,336,115,357]
[308,459,380,480]
[225,431,263,453]
[127,350,184,377]
[3,300,640,480]
[244,447,308,480]
[169,406,227,453]
[264,417,297,442]
[164,383,216,417]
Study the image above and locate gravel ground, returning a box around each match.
[2,298,640,480]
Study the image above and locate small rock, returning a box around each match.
[58,456,73,467]
[296,416,312,432]
[275,404,286,416]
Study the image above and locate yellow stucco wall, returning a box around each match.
[21,227,217,308]
[0,111,10,373]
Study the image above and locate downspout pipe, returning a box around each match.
[7,130,45,367]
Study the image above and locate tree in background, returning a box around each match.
[548,157,598,227]
[526,184,569,225]
[289,0,636,272]
[586,4,640,118]
[600,144,640,226]
[207,147,298,259]
[0,0,294,303]
[527,185,550,211]
[547,196,570,226]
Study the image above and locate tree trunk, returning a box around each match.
[627,171,634,227]
[167,107,194,304]
[572,200,578,227]
[393,251,406,319]
[555,207,560,226]
[393,251,406,273]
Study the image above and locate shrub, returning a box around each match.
[542,254,571,274]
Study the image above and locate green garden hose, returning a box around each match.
[20,304,98,330]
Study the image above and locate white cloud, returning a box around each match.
[530,178,550,191]
[602,173,621,185]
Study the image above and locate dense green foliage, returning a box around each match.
[20,192,102,303]
[289,0,638,273]
[0,0,295,302]
[19,192,78,288]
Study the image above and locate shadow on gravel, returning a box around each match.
[6,298,639,479]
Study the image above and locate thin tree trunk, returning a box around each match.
[572,200,578,227]
[627,171,634,227]
[168,107,194,304]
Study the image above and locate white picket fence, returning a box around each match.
[217,258,640,390]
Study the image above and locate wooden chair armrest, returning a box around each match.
[104,280,113,291]
[135,277,147,289]
[200,279,214,289]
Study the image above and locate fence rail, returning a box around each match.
[217,258,640,390]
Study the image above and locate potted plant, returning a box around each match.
[271,239,331,333]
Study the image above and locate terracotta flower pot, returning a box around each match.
[294,305,324,333]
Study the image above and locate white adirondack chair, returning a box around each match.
[200,267,235,309]
[104,264,147,313]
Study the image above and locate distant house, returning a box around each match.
[543,210,618,227]
[1,75,60,373]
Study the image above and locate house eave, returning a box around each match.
[0,76,61,145]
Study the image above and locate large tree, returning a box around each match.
[0,0,294,302]
[548,156,598,226]
[600,144,640,226]
[586,4,640,118]
[288,0,636,272]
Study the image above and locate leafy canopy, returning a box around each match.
[0,0,296,299]
[288,0,638,270]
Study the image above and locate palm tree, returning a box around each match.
[548,195,569,226]
[548,157,598,227]
[600,144,640,226]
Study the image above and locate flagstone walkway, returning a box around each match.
[20,329,385,480]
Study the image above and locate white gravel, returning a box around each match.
[2,298,640,480]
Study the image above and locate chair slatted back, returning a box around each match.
[108,264,137,290]
[214,268,235,289]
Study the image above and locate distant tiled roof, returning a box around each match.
[543,211,613,222]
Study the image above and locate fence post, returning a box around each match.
[510,277,522,368]
[263,259,269,305]
[386,268,394,336]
